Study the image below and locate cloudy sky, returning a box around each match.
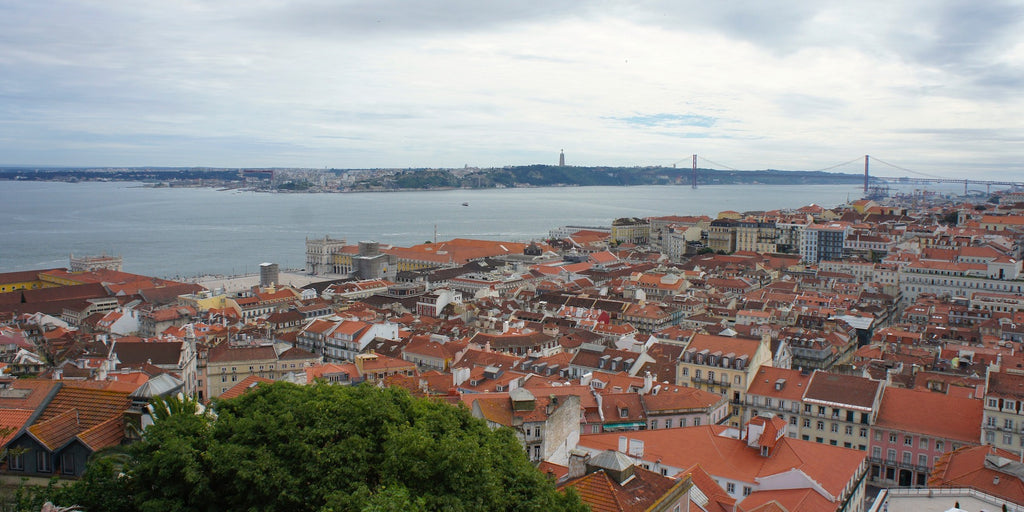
[1,1,1022,179]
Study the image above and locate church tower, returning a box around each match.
[559,149,565,167]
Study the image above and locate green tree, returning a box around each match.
[54,383,586,512]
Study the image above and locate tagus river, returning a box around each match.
[0,181,874,278]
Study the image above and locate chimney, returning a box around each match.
[641,371,654,395]
[567,450,590,480]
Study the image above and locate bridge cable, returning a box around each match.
[697,156,742,172]
[869,157,947,180]
[808,157,863,173]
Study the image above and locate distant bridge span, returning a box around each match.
[864,154,1024,194]
[676,154,1024,195]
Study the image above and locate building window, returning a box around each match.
[860,428,868,438]
[60,453,75,475]
[874,431,882,441]
[665,418,673,428]
[935,440,944,452]
[872,446,881,459]
[36,452,52,473]
[889,433,897,444]
[726,483,736,494]
[817,421,824,431]
[887,449,896,462]
[8,453,24,471]
[651,420,658,429]
[682,367,689,377]
[831,423,839,433]
[918,454,928,467]
[789,416,797,426]
[988,398,998,407]
[743,486,752,496]
[803,419,811,428]
[919,438,929,450]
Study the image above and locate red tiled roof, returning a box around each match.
[746,367,812,402]
[0,380,61,411]
[559,465,684,512]
[875,387,982,443]
[641,384,725,413]
[687,333,762,360]
[76,415,125,451]
[802,370,881,411]
[929,445,1024,505]
[34,384,131,429]
[28,409,81,451]
[579,426,865,500]
[0,408,35,446]
[679,464,734,512]
[219,375,274,400]
[737,488,834,512]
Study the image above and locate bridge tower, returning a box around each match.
[864,155,869,195]
[692,154,698,189]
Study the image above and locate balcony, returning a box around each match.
[868,457,930,474]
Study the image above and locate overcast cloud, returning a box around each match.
[1,0,1022,178]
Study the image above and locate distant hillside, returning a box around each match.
[350,165,863,190]
[0,165,864,190]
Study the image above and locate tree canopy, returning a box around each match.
[47,383,586,512]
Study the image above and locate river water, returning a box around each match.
[1,181,879,277]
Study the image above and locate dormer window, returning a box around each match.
[619,407,628,418]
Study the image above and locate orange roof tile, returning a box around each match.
[76,415,125,451]
[929,445,1024,505]
[219,375,274,400]
[28,409,81,451]
[579,426,865,500]
[875,387,982,443]
[0,408,35,446]
[679,464,734,512]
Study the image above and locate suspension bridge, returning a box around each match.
[673,154,1024,196]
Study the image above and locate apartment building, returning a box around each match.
[982,366,1024,456]
[677,334,774,427]
[795,370,883,451]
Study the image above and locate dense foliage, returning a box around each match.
[35,384,586,512]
